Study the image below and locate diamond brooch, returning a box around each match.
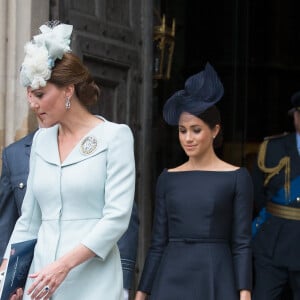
[80,136,98,155]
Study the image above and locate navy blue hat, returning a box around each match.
[163,62,224,125]
[289,91,300,114]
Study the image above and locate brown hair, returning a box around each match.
[48,52,100,106]
[197,105,223,148]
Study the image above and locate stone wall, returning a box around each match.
[0,0,49,170]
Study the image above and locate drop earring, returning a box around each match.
[65,96,71,110]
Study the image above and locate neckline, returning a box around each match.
[165,168,241,174]
[57,117,106,164]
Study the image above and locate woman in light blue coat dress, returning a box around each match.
[0,22,135,300]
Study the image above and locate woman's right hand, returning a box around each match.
[135,291,148,300]
[0,259,7,272]
[9,288,23,300]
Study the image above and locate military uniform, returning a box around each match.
[252,92,300,300]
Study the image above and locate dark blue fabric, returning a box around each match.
[0,132,34,261]
[1,239,37,299]
[271,175,300,205]
[138,168,253,299]
[252,133,300,299]
[253,254,300,300]
[163,62,224,125]
[118,201,139,289]
[252,207,271,238]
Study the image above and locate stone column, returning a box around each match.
[0,0,8,150]
[0,0,49,169]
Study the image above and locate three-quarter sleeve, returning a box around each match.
[81,124,135,260]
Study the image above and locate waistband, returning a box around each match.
[266,201,300,221]
[169,238,227,243]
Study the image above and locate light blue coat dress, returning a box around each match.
[4,118,135,300]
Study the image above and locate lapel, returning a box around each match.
[35,124,108,167]
[24,130,37,157]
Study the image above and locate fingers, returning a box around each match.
[34,284,52,299]
[28,272,39,279]
[28,282,55,300]
[27,274,56,299]
[9,288,23,300]
[26,275,40,294]
[26,262,68,299]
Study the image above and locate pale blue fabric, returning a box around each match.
[4,120,135,300]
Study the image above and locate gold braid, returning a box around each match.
[257,140,291,202]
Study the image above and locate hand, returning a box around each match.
[26,260,70,299]
[0,270,5,295]
[240,289,251,300]
[9,288,23,300]
[135,291,148,300]
[0,259,8,272]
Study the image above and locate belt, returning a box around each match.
[169,238,227,243]
[266,201,300,220]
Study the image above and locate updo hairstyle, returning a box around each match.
[48,52,100,107]
[197,105,223,148]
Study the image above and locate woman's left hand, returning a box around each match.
[26,260,70,299]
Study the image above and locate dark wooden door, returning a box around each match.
[51,0,154,294]
[54,1,143,124]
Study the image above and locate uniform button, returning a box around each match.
[19,182,25,189]
[297,197,300,202]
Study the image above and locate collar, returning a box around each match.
[34,123,108,166]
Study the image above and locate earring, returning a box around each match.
[65,96,71,110]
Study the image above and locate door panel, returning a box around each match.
[57,0,141,124]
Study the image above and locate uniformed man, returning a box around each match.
[252,91,300,300]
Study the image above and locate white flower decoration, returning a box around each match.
[20,43,51,89]
[20,23,73,89]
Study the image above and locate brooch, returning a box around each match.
[80,136,98,155]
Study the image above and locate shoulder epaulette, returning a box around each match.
[257,138,291,202]
[263,132,289,141]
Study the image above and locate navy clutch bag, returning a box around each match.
[0,239,37,300]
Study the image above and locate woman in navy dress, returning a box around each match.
[135,63,253,300]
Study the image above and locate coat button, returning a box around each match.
[19,182,25,189]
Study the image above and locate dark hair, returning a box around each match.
[197,105,223,148]
[49,52,100,107]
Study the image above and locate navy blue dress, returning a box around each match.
[138,168,253,300]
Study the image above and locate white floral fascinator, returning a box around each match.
[20,22,73,89]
